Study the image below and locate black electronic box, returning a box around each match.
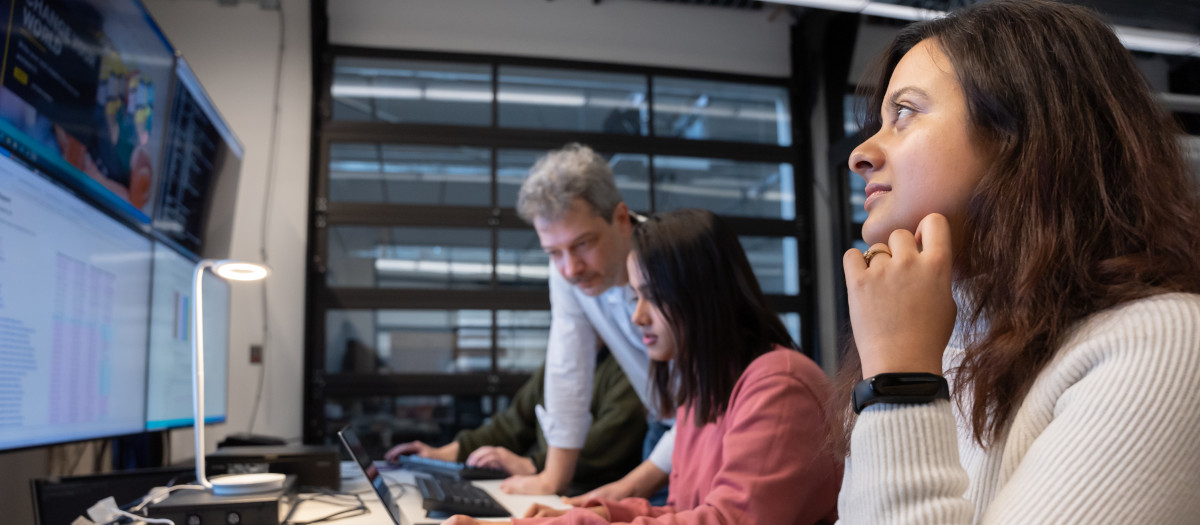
[208,445,340,490]
[145,475,297,525]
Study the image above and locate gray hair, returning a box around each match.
[517,143,621,224]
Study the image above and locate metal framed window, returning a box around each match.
[306,46,816,444]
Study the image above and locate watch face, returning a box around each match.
[854,373,949,414]
[873,374,945,396]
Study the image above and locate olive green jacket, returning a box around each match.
[454,352,646,491]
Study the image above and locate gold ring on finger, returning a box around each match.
[863,247,892,266]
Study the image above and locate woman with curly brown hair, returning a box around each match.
[835,0,1200,523]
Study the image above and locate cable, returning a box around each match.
[65,441,91,476]
[281,489,367,525]
[129,484,207,513]
[111,509,174,524]
[93,439,109,473]
[162,430,171,467]
[249,3,287,435]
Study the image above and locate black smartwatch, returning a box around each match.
[852,373,950,414]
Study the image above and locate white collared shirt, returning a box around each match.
[538,262,675,473]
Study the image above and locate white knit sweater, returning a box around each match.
[838,292,1200,524]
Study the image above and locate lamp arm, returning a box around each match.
[192,259,215,489]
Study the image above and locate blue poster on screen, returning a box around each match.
[0,0,173,224]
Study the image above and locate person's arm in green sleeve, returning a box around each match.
[454,366,544,461]
[572,355,649,487]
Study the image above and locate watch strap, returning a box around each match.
[852,373,950,414]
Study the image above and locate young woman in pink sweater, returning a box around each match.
[443,208,841,525]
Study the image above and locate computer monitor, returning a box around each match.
[0,0,175,225]
[154,57,242,259]
[144,241,230,430]
[0,149,153,451]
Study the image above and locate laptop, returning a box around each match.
[337,427,512,521]
[337,427,405,524]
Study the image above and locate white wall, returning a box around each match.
[141,0,312,461]
[330,0,793,77]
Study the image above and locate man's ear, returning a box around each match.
[612,202,630,230]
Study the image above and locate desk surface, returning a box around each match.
[299,462,569,524]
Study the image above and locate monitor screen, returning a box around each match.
[154,58,242,259]
[144,241,229,430]
[0,149,152,451]
[0,0,174,225]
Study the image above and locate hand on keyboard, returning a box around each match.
[385,440,459,463]
[393,455,510,480]
[499,473,560,495]
[466,446,536,476]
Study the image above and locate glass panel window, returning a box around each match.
[332,57,492,126]
[497,150,650,212]
[497,310,551,372]
[498,66,647,134]
[326,309,494,374]
[843,93,866,138]
[653,157,795,219]
[740,236,799,295]
[326,227,491,289]
[326,394,492,456]
[779,313,802,348]
[329,144,491,206]
[497,229,550,289]
[496,149,541,210]
[653,77,791,146]
[847,172,867,225]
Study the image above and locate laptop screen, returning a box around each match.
[337,427,404,524]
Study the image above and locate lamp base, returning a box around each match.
[210,472,287,496]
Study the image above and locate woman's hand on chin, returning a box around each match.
[843,213,957,378]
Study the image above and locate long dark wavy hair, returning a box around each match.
[631,208,797,425]
[831,0,1200,452]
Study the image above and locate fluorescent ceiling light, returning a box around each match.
[497,91,586,106]
[764,0,1200,57]
[330,84,788,120]
[374,259,551,280]
[425,87,492,102]
[331,84,420,99]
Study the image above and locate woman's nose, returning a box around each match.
[849,136,883,175]
[630,301,648,327]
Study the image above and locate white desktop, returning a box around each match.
[331,463,570,525]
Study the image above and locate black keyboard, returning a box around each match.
[394,455,510,480]
[415,476,511,518]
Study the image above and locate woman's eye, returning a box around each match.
[896,105,914,121]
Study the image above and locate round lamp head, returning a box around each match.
[213,261,269,281]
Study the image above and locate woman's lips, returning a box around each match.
[864,183,892,211]
[642,334,657,346]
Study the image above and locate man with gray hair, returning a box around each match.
[499,143,673,503]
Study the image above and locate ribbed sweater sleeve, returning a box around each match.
[838,293,1200,524]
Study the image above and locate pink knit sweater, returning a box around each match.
[514,348,841,525]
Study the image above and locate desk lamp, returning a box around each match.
[191,259,282,495]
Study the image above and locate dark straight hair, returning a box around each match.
[831,0,1200,453]
[631,208,796,425]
